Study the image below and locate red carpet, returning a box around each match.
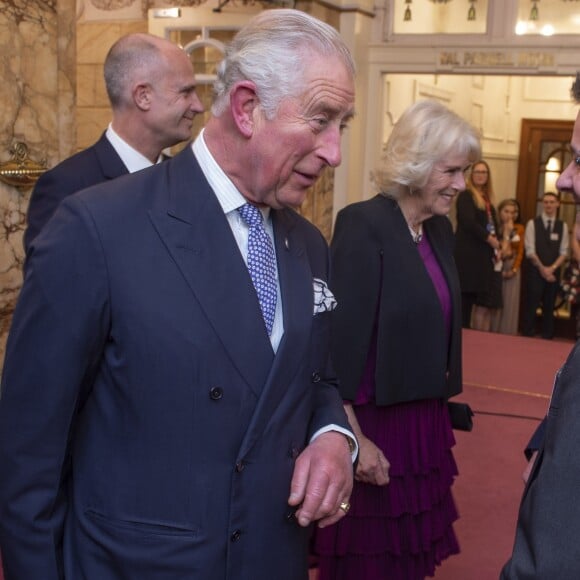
[433,329,573,580]
[1,330,574,580]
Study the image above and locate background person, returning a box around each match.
[312,99,481,579]
[521,191,569,339]
[454,160,502,331]
[0,10,356,580]
[24,32,203,254]
[491,198,525,335]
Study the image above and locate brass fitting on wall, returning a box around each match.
[0,142,46,189]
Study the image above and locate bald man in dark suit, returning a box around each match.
[24,32,203,254]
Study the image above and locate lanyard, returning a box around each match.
[483,196,495,235]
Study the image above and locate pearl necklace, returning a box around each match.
[408,223,423,244]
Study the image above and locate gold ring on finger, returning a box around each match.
[339,501,351,514]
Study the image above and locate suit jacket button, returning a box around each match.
[289,447,300,459]
[209,387,223,400]
[311,371,321,383]
[235,460,245,472]
[231,529,242,542]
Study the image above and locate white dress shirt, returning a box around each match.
[105,124,163,173]
[192,130,284,353]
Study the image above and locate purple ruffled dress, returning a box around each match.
[313,232,460,579]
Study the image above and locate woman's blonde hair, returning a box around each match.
[374,99,481,200]
[466,159,494,210]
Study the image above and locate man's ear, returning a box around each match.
[230,81,259,138]
[133,83,152,111]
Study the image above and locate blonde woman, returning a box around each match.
[454,160,501,331]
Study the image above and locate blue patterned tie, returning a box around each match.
[238,203,277,335]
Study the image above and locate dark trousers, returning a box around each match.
[522,268,559,339]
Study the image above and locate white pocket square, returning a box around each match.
[313,278,337,315]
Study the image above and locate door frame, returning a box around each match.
[516,118,575,225]
[516,118,576,339]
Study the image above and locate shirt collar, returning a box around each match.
[106,123,163,173]
[541,212,555,223]
[191,129,270,221]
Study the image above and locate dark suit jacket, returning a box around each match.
[24,132,128,253]
[524,418,546,460]
[502,342,580,579]
[330,195,462,406]
[0,146,349,580]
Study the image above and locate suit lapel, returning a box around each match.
[237,211,315,456]
[148,148,274,397]
[150,147,317,449]
[424,218,462,364]
[94,133,130,180]
[272,211,313,382]
[385,203,451,331]
[425,220,460,309]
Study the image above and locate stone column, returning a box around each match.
[0,0,75,376]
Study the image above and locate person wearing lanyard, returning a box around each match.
[454,160,502,331]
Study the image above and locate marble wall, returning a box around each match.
[0,0,75,373]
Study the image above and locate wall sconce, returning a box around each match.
[530,0,539,20]
[0,142,46,189]
[404,0,412,21]
[468,0,476,20]
[405,0,478,23]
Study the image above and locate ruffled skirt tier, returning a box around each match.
[313,398,459,580]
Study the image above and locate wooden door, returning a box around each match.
[516,118,576,339]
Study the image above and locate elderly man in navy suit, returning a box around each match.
[23,32,203,253]
[0,9,356,580]
[502,73,580,579]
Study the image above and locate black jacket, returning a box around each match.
[454,189,498,294]
[330,194,462,406]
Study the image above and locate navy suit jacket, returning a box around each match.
[24,132,128,253]
[502,342,580,579]
[0,146,349,580]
